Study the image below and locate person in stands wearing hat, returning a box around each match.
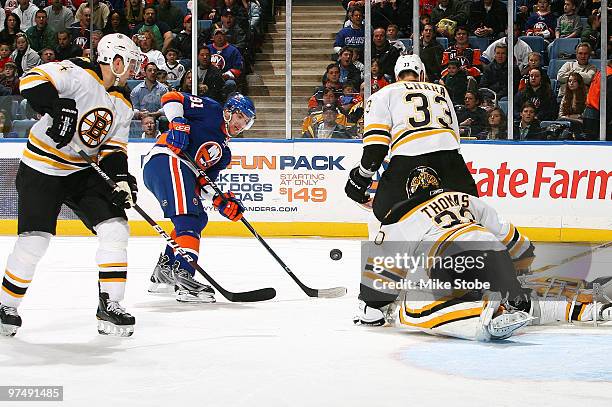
[171,14,194,59]
[212,7,247,54]
[207,27,243,100]
[309,104,351,139]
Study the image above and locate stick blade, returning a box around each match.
[226,287,277,302]
[315,286,348,298]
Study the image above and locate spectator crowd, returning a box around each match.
[301,0,611,140]
[0,0,608,140]
[0,0,271,138]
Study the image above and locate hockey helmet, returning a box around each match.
[224,93,256,134]
[97,33,142,77]
[406,166,442,198]
[394,54,426,81]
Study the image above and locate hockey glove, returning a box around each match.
[513,242,536,276]
[46,98,78,149]
[166,117,190,154]
[345,167,373,204]
[213,191,245,222]
[111,173,138,209]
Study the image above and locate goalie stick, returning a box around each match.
[73,147,276,303]
[183,153,347,299]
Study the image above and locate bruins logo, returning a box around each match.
[79,108,113,147]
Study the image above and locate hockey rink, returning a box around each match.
[1,236,611,407]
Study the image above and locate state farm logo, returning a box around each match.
[468,161,611,200]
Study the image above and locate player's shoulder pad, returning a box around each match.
[161,91,187,106]
[381,192,438,225]
[107,85,133,109]
[68,57,97,72]
[69,57,104,83]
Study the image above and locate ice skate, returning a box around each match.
[173,264,216,303]
[96,292,135,337]
[0,303,21,337]
[148,253,175,294]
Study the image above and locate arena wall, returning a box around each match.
[0,139,610,242]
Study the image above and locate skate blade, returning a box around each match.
[175,291,216,303]
[0,323,18,337]
[148,282,175,294]
[97,320,134,337]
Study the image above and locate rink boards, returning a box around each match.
[0,139,610,241]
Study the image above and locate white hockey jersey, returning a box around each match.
[363,81,460,157]
[380,190,531,260]
[19,59,133,176]
[364,190,531,293]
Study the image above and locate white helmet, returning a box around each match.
[394,54,426,81]
[97,33,142,78]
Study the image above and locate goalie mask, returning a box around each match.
[406,166,442,198]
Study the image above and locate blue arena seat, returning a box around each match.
[519,36,545,55]
[174,1,189,15]
[129,120,142,138]
[198,19,212,32]
[11,119,36,138]
[398,38,412,49]
[468,36,490,52]
[580,17,588,29]
[550,78,558,94]
[590,59,602,69]
[127,79,143,90]
[498,100,508,115]
[547,59,567,79]
[549,38,580,59]
[436,37,449,49]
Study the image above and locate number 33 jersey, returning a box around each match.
[19,59,133,176]
[363,81,460,157]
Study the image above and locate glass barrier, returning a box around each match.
[0,0,607,141]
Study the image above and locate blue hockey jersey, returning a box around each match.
[144,91,231,182]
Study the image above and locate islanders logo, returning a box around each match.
[195,141,222,170]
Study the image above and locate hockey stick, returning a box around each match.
[73,147,276,303]
[183,153,347,298]
[529,241,612,275]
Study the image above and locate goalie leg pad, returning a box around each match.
[95,218,129,302]
[1,232,51,308]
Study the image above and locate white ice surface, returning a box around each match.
[1,236,611,407]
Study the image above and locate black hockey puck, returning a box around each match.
[330,249,342,261]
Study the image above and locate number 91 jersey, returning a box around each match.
[363,81,461,157]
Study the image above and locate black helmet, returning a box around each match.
[406,166,442,198]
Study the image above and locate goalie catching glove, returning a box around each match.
[213,192,245,221]
[46,98,78,149]
[345,167,373,204]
